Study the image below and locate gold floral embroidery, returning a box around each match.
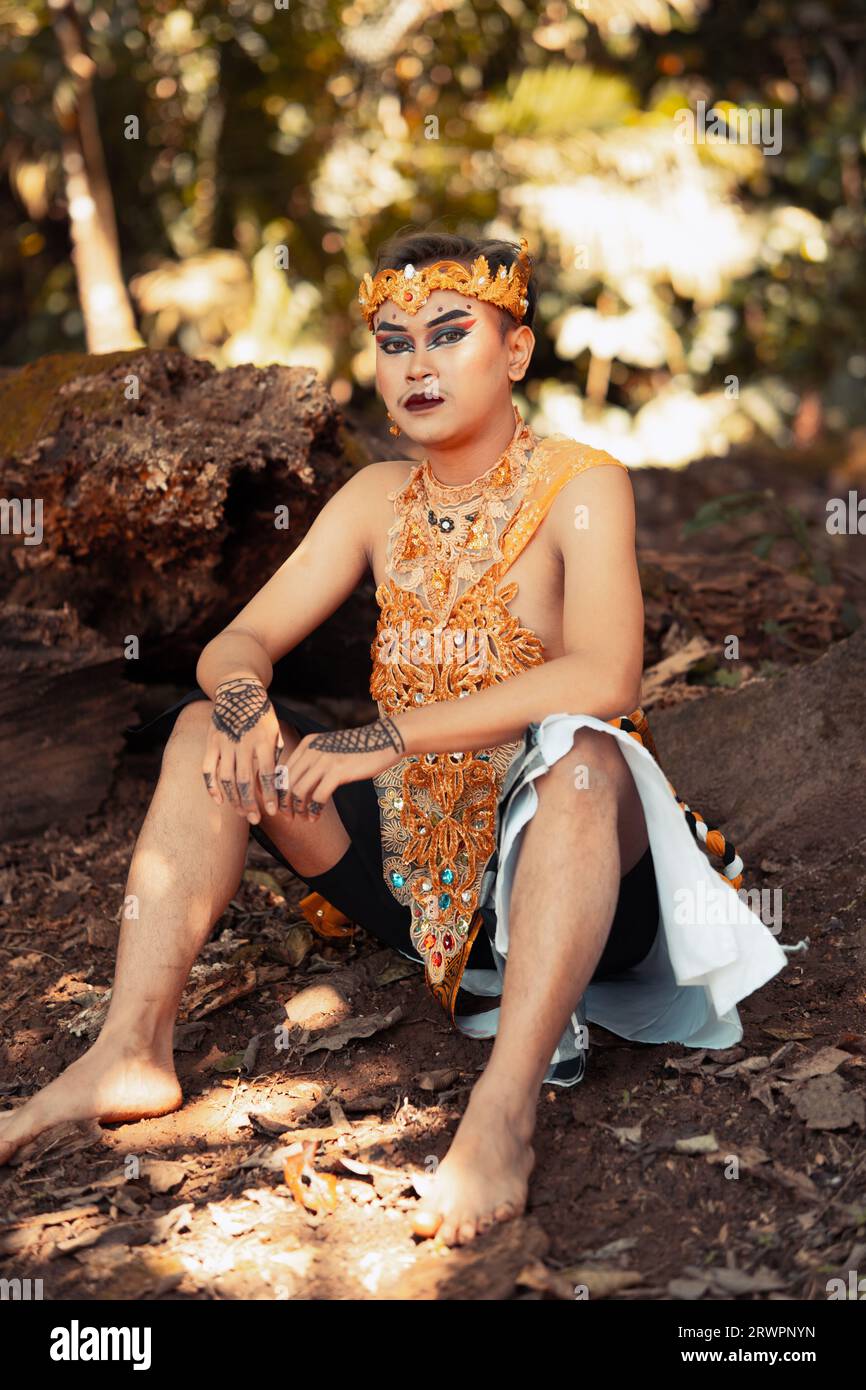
[371,571,547,986]
[385,405,537,620]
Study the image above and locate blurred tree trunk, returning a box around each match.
[51,0,143,354]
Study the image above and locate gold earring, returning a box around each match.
[386,409,401,437]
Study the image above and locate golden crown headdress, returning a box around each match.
[358,235,533,331]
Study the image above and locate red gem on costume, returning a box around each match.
[432,951,442,968]
[421,931,437,950]
[443,933,455,951]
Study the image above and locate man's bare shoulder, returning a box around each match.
[351,456,418,499]
[333,458,416,563]
[544,443,635,555]
[347,457,417,521]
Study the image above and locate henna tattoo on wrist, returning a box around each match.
[212,677,272,743]
[309,716,405,756]
[381,715,405,753]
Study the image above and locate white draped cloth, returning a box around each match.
[451,713,793,1087]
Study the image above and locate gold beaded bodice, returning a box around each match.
[369,406,627,1008]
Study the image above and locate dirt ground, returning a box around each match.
[1,733,864,1303]
[1,445,865,1301]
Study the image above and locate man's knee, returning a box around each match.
[176,699,213,730]
[162,699,212,763]
[541,726,629,798]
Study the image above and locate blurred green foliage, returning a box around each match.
[1,0,864,462]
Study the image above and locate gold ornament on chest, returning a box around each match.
[371,567,546,984]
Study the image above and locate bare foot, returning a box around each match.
[0,1038,183,1166]
[411,1079,536,1245]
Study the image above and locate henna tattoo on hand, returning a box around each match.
[220,778,237,805]
[203,772,214,791]
[258,772,276,806]
[212,678,272,743]
[309,715,405,756]
[237,780,254,806]
[274,764,290,807]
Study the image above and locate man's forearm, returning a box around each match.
[390,652,640,757]
[196,628,273,699]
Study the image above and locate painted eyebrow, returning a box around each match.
[374,308,475,334]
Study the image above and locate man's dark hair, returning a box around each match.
[371,228,537,337]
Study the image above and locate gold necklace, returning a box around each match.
[386,408,538,623]
[419,466,513,626]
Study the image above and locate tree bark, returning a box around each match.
[0,603,144,842]
[51,0,143,353]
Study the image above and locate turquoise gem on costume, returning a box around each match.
[438,892,452,909]
[440,868,454,884]
[478,753,490,761]
[390,870,406,888]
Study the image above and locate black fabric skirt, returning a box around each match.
[124,689,660,981]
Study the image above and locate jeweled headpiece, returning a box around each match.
[358,235,533,331]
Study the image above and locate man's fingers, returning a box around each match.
[255,742,279,817]
[291,762,331,819]
[235,757,260,823]
[306,770,336,820]
[202,730,222,805]
[273,743,292,818]
[218,746,240,810]
[219,775,238,808]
